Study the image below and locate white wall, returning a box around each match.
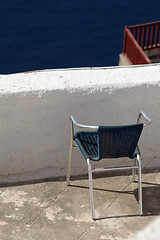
[0,64,160,182]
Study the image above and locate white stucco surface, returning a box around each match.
[0,64,160,182]
[0,64,160,94]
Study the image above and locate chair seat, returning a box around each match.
[74,131,99,161]
[74,131,140,161]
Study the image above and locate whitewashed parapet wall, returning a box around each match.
[0,64,160,182]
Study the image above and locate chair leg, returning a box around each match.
[66,136,73,186]
[132,158,136,182]
[87,158,95,220]
[137,154,143,215]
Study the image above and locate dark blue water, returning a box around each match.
[0,0,160,74]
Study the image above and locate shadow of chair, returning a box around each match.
[134,185,160,215]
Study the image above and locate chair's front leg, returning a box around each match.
[132,158,137,182]
[66,137,73,185]
[137,154,143,215]
[87,158,95,220]
[66,120,74,185]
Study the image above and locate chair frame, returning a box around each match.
[66,111,151,220]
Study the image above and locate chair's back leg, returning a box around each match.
[137,154,143,215]
[87,158,95,220]
[66,132,73,186]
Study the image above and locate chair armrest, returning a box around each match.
[70,116,98,130]
[137,111,151,126]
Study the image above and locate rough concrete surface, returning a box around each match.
[0,171,159,240]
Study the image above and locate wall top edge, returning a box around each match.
[0,63,160,95]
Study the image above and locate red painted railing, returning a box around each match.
[123,21,160,65]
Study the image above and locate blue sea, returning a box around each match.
[0,0,160,74]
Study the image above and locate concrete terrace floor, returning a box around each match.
[0,171,160,240]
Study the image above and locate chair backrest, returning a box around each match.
[98,123,143,159]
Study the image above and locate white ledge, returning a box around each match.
[0,63,160,95]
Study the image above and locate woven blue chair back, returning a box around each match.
[98,124,143,159]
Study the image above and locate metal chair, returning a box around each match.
[66,111,151,220]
